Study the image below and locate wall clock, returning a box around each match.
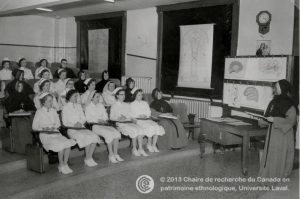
[256,10,271,35]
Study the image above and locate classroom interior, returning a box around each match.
[0,0,299,198]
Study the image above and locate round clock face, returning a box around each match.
[258,12,270,24]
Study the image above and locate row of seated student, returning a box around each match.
[0,68,188,174]
[0,57,76,81]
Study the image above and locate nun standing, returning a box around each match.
[258,80,297,178]
[62,89,101,167]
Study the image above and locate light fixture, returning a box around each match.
[104,0,115,2]
[36,8,53,12]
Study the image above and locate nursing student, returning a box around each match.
[34,79,60,110]
[130,88,165,152]
[85,91,123,163]
[81,78,103,109]
[0,58,12,81]
[102,81,117,106]
[32,92,76,174]
[34,69,55,93]
[62,89,101,167]
[18,58,34,80]
[58,78,75,108]
[53,68,67,96]
[110,87,148,157]
[34,58,53,79]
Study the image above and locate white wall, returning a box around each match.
[0,16,76,66]
[237,0,295,55]
[126,7,158,90]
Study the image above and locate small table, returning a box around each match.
[183,122,201,140]
[200,117,267,176]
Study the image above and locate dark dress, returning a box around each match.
[258,94,297,178]
[96,79,109,93]
[124,88,134,103]
[74,79,86,94]
[3,91,36,154]
[150,99,188,149]
[54,67,76,79]
[5,80,34,97]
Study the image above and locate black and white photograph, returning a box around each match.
[0,0,299,199]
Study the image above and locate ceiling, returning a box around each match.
[0,0,196,18]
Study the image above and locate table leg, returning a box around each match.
[198,130,205,158]
[242,131,249,176]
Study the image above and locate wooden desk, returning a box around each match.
[200,117,267,176]
[5,112,33,154]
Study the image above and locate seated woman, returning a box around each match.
[85,91,123,163]
[102,81,116,106]
[124,78,135,103]
[35,59,53,79]
[5,69,34,97]
[95,70,110,92]
[58,78,75,108]
[150,88,188,150]
[0,58,12,81]
[258,80,297,178]
[0,80,5,99]
[53,69,67,96]
[0,81,5,127]
[3,81,36,154]
[18,58,34,80]
[4,81,36,113]
[62,89,101,167]
[32,92,76,174]
[130,88,165,153]
[34,79,59,110]
[34,69,55,94]
[81,78,103,109]
[110,87,148,157]
[54,59,76,79]
[74,70,87,94]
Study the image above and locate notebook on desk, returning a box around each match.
[8,112,32,117]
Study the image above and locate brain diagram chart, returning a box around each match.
[224,57,287,81]
[223,83,273,110]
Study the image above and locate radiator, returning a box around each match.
[169,96,211,122]
[121,76,152,94]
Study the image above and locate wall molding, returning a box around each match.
[0,43,76,49]
[126,53,157,61]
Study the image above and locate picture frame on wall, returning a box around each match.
[256,40,271,56]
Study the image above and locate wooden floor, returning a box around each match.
[0,140,299,199]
